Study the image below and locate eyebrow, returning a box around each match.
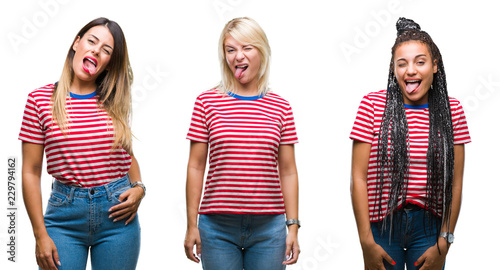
[90,34,113,50]
[396,54,428,61]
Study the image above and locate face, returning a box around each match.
[394,40,437,105]
[72,25,114,83]
[224,35,261,88]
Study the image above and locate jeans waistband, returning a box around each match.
[52,175,130,202]
[403,203,422,212]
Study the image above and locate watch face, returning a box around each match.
[448,234,454,243]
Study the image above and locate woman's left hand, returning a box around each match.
[108,186,144,225]
[283,227,300,265]
[414,238,448,270]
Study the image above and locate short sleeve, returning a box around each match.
[186,96,209,143]
[450,99,471,145]
[280,105,298,145]
[18,93,45,144]
[349,95,375,144]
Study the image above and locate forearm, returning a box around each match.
[128,155,142,183]
[186,168,204,229]
[442,144,465,234]
[22,172,47,238]
[351,141,374,246]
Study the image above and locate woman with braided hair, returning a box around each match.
[350,18,471,270]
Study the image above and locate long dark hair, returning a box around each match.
[375,18,454,248]
[52,17,134,154]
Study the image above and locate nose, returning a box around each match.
[236,50,245,61]
[406,63,417,75]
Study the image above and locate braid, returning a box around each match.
[376,18,455,249]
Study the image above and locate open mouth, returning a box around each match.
[235,64,248,79]
[405,79,421,94]
[82,57,98,75]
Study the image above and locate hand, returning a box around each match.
[414,238,448,269]
[108,186,144,225]
[361,241,395,270]
[283,227,300,265]
[35,234,61,270]
[184,227,201,263]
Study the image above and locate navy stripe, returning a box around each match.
[228,92,265,100]
[404,103,428,109]
[70,91,97,99]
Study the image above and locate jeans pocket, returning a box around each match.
[47,191,69,207]
[111,185,131,203]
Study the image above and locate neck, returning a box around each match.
[70,76,97,95]
[234,81,260,97]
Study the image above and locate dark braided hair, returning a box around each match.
[375,18,455,250]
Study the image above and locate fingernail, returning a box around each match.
[113,218,117,222]
[393,261,396,265]
[286,255,291,261]
[414,262,418,266]
[197,253,201,259]
[108,215,113,219]
[58,261,62,266]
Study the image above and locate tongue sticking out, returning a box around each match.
[405,82,420,94]
[235,67,246,79]
[83,59,97,75]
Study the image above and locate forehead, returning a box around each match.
[83,25,114,46]
[395,40,431,58]
[224,34,250,47]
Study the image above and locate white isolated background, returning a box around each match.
[0,0,498,269]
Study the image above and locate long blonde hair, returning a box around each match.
[52,17,134,154]
[217,17,271,96]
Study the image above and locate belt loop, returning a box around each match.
[68,187,75,203]
[104,183,112,201]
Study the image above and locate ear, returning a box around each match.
[72,36,81,51]
[433,59,438,74]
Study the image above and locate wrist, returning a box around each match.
[131,181,146,198]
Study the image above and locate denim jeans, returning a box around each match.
[371,206,444,270]
[44,175,141,270]
[198,213,287,270]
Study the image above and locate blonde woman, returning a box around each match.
[183,17,300,270]
[20,18,144,270]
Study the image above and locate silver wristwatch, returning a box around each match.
[285,219,301,228]
[439,232,454,244]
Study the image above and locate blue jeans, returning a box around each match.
[198,213,287,270]
[44,175,141,270]
[371,206,444,270]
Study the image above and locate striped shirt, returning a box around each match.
[18,84,132,187]
[350,90,471,222]
[187,89,298,214]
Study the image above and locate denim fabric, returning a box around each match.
[44,175,140,270]
[371,207,445,270]
[198,213,287,270]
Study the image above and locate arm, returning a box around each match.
[184,141,208,263]
[351,140,394,270]
[278,144,300,265]
[415,144,465,269]
[108,155,144,225]
[22,142,61,270]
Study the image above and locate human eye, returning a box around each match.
[226,47,235,53]
[103,48,111,55]
[87,38,95,44]
[243,46,253,51]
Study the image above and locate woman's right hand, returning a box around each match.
[35,233,61,270]
[361,241,395,270]
[184,227,201,263]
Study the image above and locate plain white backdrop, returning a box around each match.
[0,0,498,269]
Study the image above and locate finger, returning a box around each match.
[282,243,292,263]
[108,198,133,212]
[382,251,396,266]
[288,245,300,264]
[53,247,61,267]
[414,254,425,268]
[118,189,132,202]
[184,243,199,263]
[125,212,137,225]
[110,210,133,222]
[196,240,202,260]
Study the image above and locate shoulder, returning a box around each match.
[26,83,55,103]
[263,91,292,108]
[363,90,387,103]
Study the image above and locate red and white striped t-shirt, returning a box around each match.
[350,90,471,222]
[187,89,298,215]
[19,84,132,187]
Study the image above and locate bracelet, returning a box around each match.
[286,219,301,228]
[131,181,146,198]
